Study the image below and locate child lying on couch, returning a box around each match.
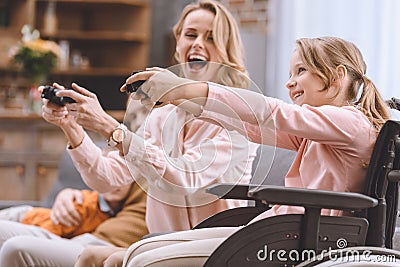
[0,186,131,238]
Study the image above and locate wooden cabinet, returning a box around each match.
[0,0,146,201]
[0,111,122,202]
[36,0,151,77]
[0,0,151,110]
[0,114,67,201]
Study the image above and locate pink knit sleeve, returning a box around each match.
[201,82,372,149]
[68,133,134,193]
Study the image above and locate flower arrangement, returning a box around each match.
[9,25,60,85]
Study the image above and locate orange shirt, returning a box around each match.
[21,190,109,238]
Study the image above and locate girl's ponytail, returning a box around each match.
[356,75,390,131]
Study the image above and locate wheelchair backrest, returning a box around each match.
[361,120,400,248]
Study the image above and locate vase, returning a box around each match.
[28,84,42,114]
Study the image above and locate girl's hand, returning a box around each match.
[121,67,194,107]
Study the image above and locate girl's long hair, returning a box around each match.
[296,36,390,131]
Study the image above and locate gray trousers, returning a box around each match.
[0,219,113,267]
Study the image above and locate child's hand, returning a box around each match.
[50,188,83,227]
[122,67,194,107]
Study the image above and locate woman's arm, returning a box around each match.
[40,84,136,191]
[68,133,136,192]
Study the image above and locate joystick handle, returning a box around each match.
[126,71,163,106]
[41,86,76,106]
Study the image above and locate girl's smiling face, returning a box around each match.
[286,50,326,106]
[286,50,346,107]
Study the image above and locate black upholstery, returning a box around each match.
[203,119,400,266]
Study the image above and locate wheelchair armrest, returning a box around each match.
[249,185,378,210]
[206,183,261,200]
[388,170,400,182]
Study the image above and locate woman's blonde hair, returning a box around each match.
[296,36,390,131]
[173,0,250,88]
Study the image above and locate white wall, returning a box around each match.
[243,0,400,102]
[241,30,268,94]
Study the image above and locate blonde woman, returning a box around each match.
[0,1,259,266]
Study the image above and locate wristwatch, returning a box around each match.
[107,123,128,147]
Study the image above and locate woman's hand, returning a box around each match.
[39,83,76,129]
[50,188,83,227]
[55,83,120,138]
[39,83,86,148]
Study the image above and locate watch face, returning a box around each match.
[112,128,125,143]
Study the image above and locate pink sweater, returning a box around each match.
[202,83,377,223]
[68,105,258,233]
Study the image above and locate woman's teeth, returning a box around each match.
[189,55,207,61]
[188,55,208,69]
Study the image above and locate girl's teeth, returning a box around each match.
[295,93,302,98]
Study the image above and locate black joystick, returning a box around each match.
[126,76,146,94]
[126,71,162,105]
[41,86,76,106]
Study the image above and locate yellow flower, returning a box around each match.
[24,39,61,57]
[10,25,60,84]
